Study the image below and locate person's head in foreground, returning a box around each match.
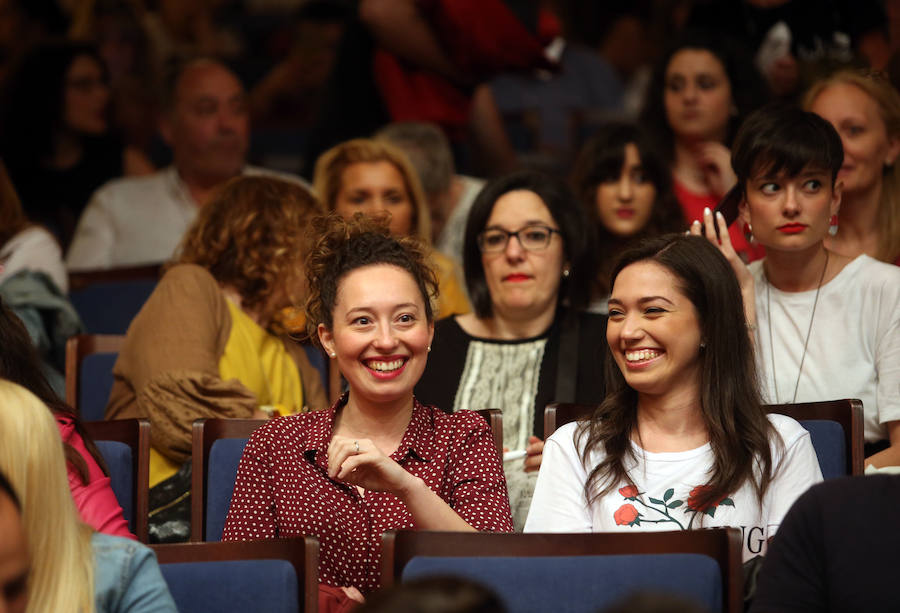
[0,470,28,613]
[0,379,99,612]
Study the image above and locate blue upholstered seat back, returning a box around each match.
[402,554,722,613]
[206,437,249,541]
[79,352,118,421]
[69,278,157,334]
[799,419,846,480]
[94,440,134,532]
[160,559,298,613]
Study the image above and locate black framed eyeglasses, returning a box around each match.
[477,224,561,253]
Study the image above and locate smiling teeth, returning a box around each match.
[625,350,661,362]
[369,359,403,372]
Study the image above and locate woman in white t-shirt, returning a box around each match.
[525,234,822,561]
[694,105,900,468]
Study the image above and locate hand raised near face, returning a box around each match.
[695,142,737,200]
[327,435,416,495]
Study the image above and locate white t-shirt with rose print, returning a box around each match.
[524,414,822,561]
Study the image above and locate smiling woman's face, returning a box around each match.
[607,260,703,401]
[318,264,433,409]
[480,190,566,324]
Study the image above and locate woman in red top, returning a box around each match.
[640,29,768,261]
[223,215,512,608]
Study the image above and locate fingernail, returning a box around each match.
[692,219,701,225]
[703,207,711,216]
[716,211,724,220]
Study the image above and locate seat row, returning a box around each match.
[151,527,744,613]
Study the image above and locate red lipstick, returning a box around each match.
[504,273,530,282]
[615,209,635,219]
[777,223,807,234]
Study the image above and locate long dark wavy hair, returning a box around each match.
[571,121,686,297]
[638,28,768,162]
[578,234,778,512]
[0,298,108,484]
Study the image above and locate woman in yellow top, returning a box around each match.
[312,138,470,318]
[106,176,328,542]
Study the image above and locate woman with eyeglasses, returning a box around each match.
[416,169,607,528]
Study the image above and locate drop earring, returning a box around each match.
[828,214,839,237]
[743,222,754,244]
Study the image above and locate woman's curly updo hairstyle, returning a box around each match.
[305,214,439,345]
[176,176,322,323]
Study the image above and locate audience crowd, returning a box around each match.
[1,0,899,611]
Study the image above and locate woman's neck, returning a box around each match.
[763,244,840,292]
[336,393,414,450]
[48,132,83,170]
[461,302,557,340]
[826,183,882,258]
[671,141,709,194]
[635,389,707,452]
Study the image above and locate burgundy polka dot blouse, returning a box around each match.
[222,395,514,593]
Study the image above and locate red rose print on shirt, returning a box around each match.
[612,485,735,530]
[614,503,640,526]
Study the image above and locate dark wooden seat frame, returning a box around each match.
[68,263,163,292]
[64,333,125,417]
[381,529,743,613]
[544,399,865,476]
[151,536,319,613]
[83,418,150,542]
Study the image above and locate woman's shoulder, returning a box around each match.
[765,412,810,448]
[248,409,332,447]
[160,263,217,285]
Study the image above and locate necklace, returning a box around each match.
[765,250,830,404]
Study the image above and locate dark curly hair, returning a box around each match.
[176,176,322,326]
[304,214,438,345]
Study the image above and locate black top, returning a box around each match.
[750,474,900,612]
[415,308,608,439]
[6,134,124,250]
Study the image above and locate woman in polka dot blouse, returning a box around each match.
[222,214,513,607]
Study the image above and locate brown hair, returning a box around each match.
[0,159,30,247]
[804,69,900,262]
[176,176,322,327]
[311,138,432,243]
[304,214,438,344]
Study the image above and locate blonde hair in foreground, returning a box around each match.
[0,380,95,613]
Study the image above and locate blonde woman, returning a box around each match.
[805,69,900,264]
[312,138,470,318]
[0,380,176,613]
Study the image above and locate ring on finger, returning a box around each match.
[354,440,360,453]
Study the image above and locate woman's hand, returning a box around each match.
[695,142,737,199]
[327,435,416,495]
[690,208,757,339]
[524,436,544,473]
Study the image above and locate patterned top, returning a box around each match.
[222,395,513,592]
